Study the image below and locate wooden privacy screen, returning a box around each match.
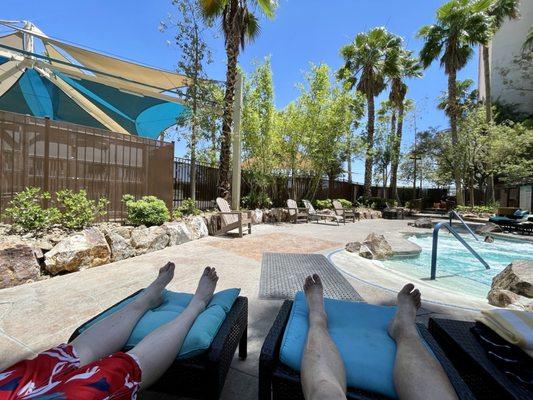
[0,110,174,221]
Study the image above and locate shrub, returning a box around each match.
[122,194,170,226]
[56,189,108,229]
[337,198,353,208]
[315,199,333,209]
[173,198,201,220]
[357,196,389,210]
[456,204,497,215]
[3,187,60,231]
[241,192,272,209]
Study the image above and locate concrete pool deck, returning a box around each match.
[0,219,505,399]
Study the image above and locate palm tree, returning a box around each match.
[199,0,276,199]
[418,0,492,206]
[388,50,422,202]
[338,27,402,198]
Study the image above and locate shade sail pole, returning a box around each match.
[231,71,243,210]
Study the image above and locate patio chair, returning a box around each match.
[259,300,475,400]
[214,197,252,238]
[302,199,340,225]
[69,290,248,400]
[286,199,309,223]
[332,199,359,223]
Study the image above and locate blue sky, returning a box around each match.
[2,0,479,184]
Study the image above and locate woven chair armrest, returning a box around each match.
[259,300,293,400]
[209,296,248,363]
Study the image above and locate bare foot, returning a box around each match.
[142,262,175,308]
[304,274,327,325]
[190,267,218,310]
[388,283,421,340]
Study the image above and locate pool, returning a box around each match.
[381,233,533,298]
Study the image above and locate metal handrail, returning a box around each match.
[431,221,490,280]
[449,209,479,241]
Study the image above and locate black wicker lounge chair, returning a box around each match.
[69,290,248,400]
[259,301,475,400]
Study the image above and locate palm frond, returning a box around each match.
[199,0,228,18]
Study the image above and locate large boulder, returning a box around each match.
[411,217,433,229]
[251,209,264,224]
[490,260,533,298]
[476,222,503,234]
[184,216,209,240]
[131,226,170,255]
[358,244,374,260]
[487,289,533,311]
[164,222,193,246]
[44,228,111,274]
[345,242,362,253]
[105,231,135,262]
[360,233,393,260]
[0,243,41,289]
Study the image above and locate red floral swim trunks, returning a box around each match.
[0,344,141,399]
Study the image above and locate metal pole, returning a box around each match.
[231,71,243,210]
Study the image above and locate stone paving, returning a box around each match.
[0,218,488,399]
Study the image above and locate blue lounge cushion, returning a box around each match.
[79,288,240,359]
[513,209,529,219]
[280,292,399,398]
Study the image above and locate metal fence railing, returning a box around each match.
[0,110,174,221]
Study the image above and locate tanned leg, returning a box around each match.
[71,262,175,367]
[128,266,218,389]
[388,284,458,400]
[301,274,346,400]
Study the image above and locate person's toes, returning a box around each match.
[304,275,313,291]
[312,274,322,286]
[400,283,415,295]
[203,266,211,276]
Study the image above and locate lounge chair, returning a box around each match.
[286,199,309,224]
[332,199,359,223]
[489,208,531,234]
[302,199,340,225]
[259,300,475,400]
[214,197,252,238]
[70,290,248,400]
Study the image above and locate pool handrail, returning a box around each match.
[449,209,479,241]
[431,221,490,280]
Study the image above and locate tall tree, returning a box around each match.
[199,0,276,199]
[338,27,402,198]
[388,49,422,201]
[418,0,492,205]
[162,0,215,201]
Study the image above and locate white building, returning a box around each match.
[478,0,533,115]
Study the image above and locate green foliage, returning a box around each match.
[173,198,201,220]
[315,199,333,210]
[3,187,60,231]
[456,204,498,215]
[55,189,108,229]
[122,195,170,226]
[357,196,390,210]
[241,192,272,209]
[337,199,353,208]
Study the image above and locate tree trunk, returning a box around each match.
[364,93,375,198]
[482,44,495,204]
[388,109,400,200]
[190,127,197,201]
[448,68,464,206]
[346,133,352,184]
[217,19,240,199]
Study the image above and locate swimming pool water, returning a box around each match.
[382,233,533,298]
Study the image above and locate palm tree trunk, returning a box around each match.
[389,108,400,200]
[364,94,375,198]
[448,68,464,206]
[346,133,352,184]
[482,44,495,204]
[217,32,240,199]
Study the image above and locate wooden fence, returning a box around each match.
[0,111,174,221]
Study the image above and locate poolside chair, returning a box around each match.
[302,199,340,225]
[286,199,309,223]
[259,300,475,400]
[70,290,248,400]
[332,199,360,224]
[214,197,252,238]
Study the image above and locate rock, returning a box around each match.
[360,233,393,260]
[412,217,433,229]
[487,289,533,311]
[490,260,533,298]
[111,226,134,240]
[105,232,135,262]
[251,209,264,224]
[164,222,193,246]
[131,226,170,255]
[358,245,373,259]
[44,228,111,274]
[35,239,54,253]
[484,236,494,243]
[476,222,503,234]
[184,216,209,239]
[0,243,41,289]
[345,242,362,253]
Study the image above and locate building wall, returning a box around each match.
[478,0,533,115]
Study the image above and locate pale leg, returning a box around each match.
[301,274,346,400]
[128,266,218,389]
[388,284,458,400]
[71,262,175,366]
